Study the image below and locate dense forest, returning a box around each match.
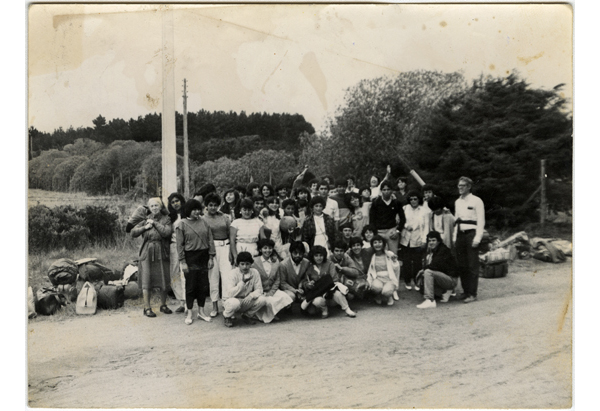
[29,71,572,228]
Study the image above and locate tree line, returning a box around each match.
[29,71,572,228]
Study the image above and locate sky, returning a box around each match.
[28,3,572,134]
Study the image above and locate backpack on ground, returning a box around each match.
[97,284,125,309]
[78,261,118,283]
[35,288,67,316]
[76,282,97,315]
[47,258,79,286]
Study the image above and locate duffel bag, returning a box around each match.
[97,284,125,309]
[35,288,67,315]
[123,281,140,300]
[76,281,97,315]
[79,262,118,283]
[47,258,78,286]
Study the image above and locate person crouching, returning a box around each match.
[416,231,458,309]
[222,252,267,327]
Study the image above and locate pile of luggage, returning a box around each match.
[28,258,141,318]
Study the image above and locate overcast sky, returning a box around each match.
[28,3,572,134]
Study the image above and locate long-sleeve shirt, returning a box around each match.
[369,197,406,232]
[223,267,263,299]
[252,256,281,296]
[454,193,485,243]
[176,218,216,262]
[400,205,429,248]
[278,257,311,292]
[330,253,362,279]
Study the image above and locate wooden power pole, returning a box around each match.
[540,159,547,226]
[161,8,177,204]
[183,79,190,199]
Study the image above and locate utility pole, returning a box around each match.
[540,159,547,226]
[161,7,177,204]
[182,79,190,199]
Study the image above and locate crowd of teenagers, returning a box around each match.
[125,166,485,327]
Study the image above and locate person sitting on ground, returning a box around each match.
[416,231,458,309]
[300,245,356,318]
[400,190,429,291]
[278,240,311,304]
[361,224,376,249]
[427,195,456,249]
[301,195,338,252]
[252,239,294,323]
[366,234,400,306]
[330,239,368,300]
[347,236,374,281]
[222,251,267,327]
[246,182,261,199]
[345,174,359,193]
[230,198,266,260]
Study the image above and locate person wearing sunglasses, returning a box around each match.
[400,190,429,291]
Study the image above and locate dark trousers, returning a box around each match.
[401,246,423,285]
[184,249,210,310]
[455,230,479,297]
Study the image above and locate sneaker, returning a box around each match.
[404,284,412,290]
[392,291,400,301]
[417,299,436,309]
[345,308,356,318]
[413,285,420,291]
[210,310,218,318]
[440,290,453,303]
[321,307,329,319]
[197,312,212,322]
[300,300,310,310]
[184,316,193,325]
[223,316,234,327]
[463,296,478,304]
[387,297,394,306]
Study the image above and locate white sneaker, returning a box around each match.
[417,299,436,309]
[387,297,394,306]
[345,308,356,318]
[300,300,310,310]
[184,316,193,325]
[413,283,420,291]
[404,284,412,290]
[393,291,400,301]
[440,290,453,303]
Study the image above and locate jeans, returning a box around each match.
[422,269,457,300]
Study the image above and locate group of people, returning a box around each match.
[126,166,485,327]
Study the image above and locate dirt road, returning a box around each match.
[28,258,571,408]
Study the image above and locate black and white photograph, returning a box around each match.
[25,2,575,409]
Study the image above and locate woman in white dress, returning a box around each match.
[252,239,293,323]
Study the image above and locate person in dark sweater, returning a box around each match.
[415,231,458,309]
[368,180,406,256]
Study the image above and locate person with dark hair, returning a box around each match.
[330,239,368,300]
[318,179,340,230]
[302,196,338,252]
[278,241,311,304]
[339,221,354,247]
[193,183,217,207]
[222,251,267,327]
[347,236,374,281]
[393,176,409,207]
[345,174,359,194]
[276,184,290,202]
[167,192,187,313]
[260,183,275,199]
[369,179,406,259]
[246,182,261,199]
[427,195,456,249]
[308,178,320,198]
[422,184,436,213]
[366,234,400,306]
[343,191,369,238]
[416,231,458,308]
[204,192,233,318]
[252,239,293,323]
[252,196,266,217]
[454,176,485,304]
[131,198,173,318]
[295,186,311,203]
[176,199,216,325]
[281,198,297,218]
[400,190,429,291]
[230,198,266,260]
[219,188,241,221]
[361,224,376,248]
[368,165,392,200]
[300,245,356,318]
[262,196,284,258]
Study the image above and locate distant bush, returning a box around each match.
[29,205,121,252]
